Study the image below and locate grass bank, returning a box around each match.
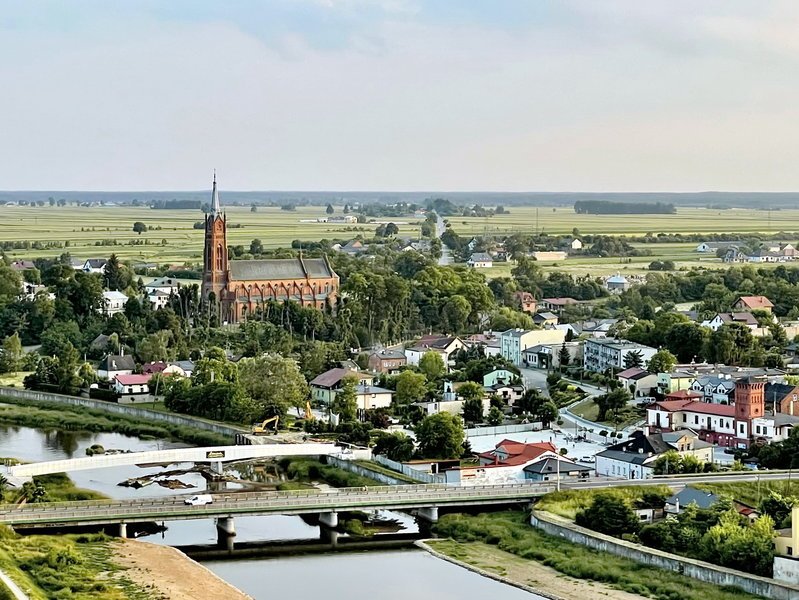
[695,480,799,506]
[432,511,764,600]
[0,397,230,446]
[279,458,382,488]
[0,527,148,600]
[534,485,672,520]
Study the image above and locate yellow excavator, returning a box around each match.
[251,415,279,435]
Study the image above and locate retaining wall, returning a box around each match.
[530,510,799,600]
[373,454,446,484]
[0,387,245,438]
[465,423,542,438]
[325,456,409,486]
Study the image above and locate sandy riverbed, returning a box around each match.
[112,539,251,600]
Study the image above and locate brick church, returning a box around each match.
[202,174,339,323]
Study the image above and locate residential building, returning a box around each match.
[500,328,566,366]
[113,374,152,404]
[532,312,558,328]
[462,332,502,357]
[774,506,799,585]
[605,274,631,294]
[656,370,697,395]
[467,252,493,268]
[444,440,561,485]
[583,339,657,374]
[202,174,338,322]
[513,291,537,314]
[309,367,374,406]
[531,251,567,261]
[101,291,128,316]
[482,369,517,387]
[733,295,774,313]
[665,487,720,514]
[723,248,746,263]
[702,312,759,331]
[595,429,713,479]
[10,260,35,271]
[484,382,525,406]
[559,237,583,251]
[539,297,579,313]
[167,360,195,377]
[689,375,735,403]
[144,277,181,295]
[147,289,172,310]
[97,353,135,380]
[695,241,743,253]
[574,318,619,339]
[617,367,658,397]
[522,341,582,370]
[82,259,108,274]
[405,335,465,367]
[354,385,394,415]
[367,349,407,374]
[523,457,591,481]
[768,383,799,416]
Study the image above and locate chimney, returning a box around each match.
[120,347,124,357]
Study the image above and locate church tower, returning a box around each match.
[734,376,765,443]
[202,172,229,305]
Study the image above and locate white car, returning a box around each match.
[580,456,596,464]
[184,494,213,506]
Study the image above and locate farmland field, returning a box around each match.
[0,205,422,265]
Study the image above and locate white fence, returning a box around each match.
[465,423,542,439]
[373,454,446,484]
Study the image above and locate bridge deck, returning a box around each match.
[0,483,553,527]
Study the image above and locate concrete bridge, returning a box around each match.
[5,443,362,480]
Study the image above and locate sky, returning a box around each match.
[2,1,799,192]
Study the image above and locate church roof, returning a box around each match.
[229,258,334,281]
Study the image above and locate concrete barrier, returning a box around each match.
[530,510,799,600]
[326,456,409,486]
[0,387,245,438]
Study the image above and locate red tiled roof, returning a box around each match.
[735,296,774,309]
[541,297,578,306]
[617,367,649,380]
[652,399,735,417]
[477,440,558,467]
[142,361,167,374]
[665,390,704,400]
[115,374,151,385]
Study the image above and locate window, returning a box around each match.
[789,547,794,556]
[739,424,745,434]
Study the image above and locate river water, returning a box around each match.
[0,424,545,599]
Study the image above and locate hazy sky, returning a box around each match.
[2,1,799,191]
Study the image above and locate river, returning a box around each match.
[0,424,545,599]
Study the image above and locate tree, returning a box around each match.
[486,405,504,426]
[558,344,570,368]
[373,431,414,462]
[343,204,350,214]
[395,370,427,405]
[415,412,464,459]
[332,375,358,422]
[623,350,644,369]
[55,342,81,394]
[462,397,484,423]
[238,354,308,421]
[595,388,630,422]
[647,349,677,374]
[419,351,446,381]
[538,401,559,428]
[132,221,147,234]
[136,330,172,363]
[759,491,797,528]
[0,333,23,375]
[665,322,708,363]
[384,222,399,236]
[326,204,334,215]
[250,239,264,255]
[103,254,125,291]
[575,492,641,537]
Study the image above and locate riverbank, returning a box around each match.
[112,538,251,600]
[431,512,766,600]
[0,397,229,446]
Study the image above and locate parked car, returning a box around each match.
[184,494,213,506]
[580,456,596,464]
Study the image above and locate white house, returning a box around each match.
[97,353,135,380]
[405,335,465,367]
[467,253,493,268]
[355,385,394,414]
[583,339,657,374]
[605,274,630,294]
[702,312,758,332]
[522,341,582,370]
[101,291,128,316]
[82,259,108,274]
[113,374,152,404]
[147,289,172,310]
[500,328,566,366]
[617,367,658,397]
[144,277,181,295]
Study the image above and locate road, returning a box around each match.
[434,212,453,266]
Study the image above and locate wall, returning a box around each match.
[373,454,447,484]
[465,423,542,438]
[0,387,244,438]
[530,510,799,600]
[325,456,409,486]
[774,557,799,586]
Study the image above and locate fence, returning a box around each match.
[530,510,799,600]
[465,423,541,439]
[0,387,245,438]
[373,454,446,484]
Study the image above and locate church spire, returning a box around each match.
[211,170,221,216]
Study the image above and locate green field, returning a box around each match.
[0,205,422,264]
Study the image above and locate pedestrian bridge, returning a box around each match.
[0,483,553,528]
[6,443,359,479]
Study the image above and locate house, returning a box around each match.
[695,241,743,253]
[82,259,108,274]
[689,375,735,403]
[595,430,713,479]
[513,291,537,314]
[462,332,502,357]
[446,440,560,485]
[354,385,394,415]
[405,335,465,367]
[484,382,525,406]
[774,506,799,585]
[483,369,517,387]
[665,487,720,514]
[89,334,111,354]
[147,289,172,310]
[617,367,658,397]
[141,361,167,375]
[539,297,579,313]
[367,349,407,374]
[401,240,431,253]
[605,274,630,294]
[656,370,697,395]
[522,341,582,370]
[10,260,35,271]
[532,312,558,328]
[723,248,746,263]
[335,239,367,256]
[144,277,180,295]
[500,328,566,366]
[97,353,136,380]
[101,291,128,316]
[167,360,195,378]
[523,457,591,481]
[559,237,583,252]
[467,253,493,268]
[733,296,774,313]
[113,374,152,404]
[768,383,799,416]
[309,367,374,406]
[702,312,759,331]
[575,318,619,339]
[583,339,657,374]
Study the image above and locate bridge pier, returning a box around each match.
[216,517,236,551]
[318,511,338,529]
[319,527,339,547]
[118,523,128,539]
[416,506,439,523]
[210,461,224,476]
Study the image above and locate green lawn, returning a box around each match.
[695,480,799,507]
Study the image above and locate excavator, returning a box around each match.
[251,415,279,435]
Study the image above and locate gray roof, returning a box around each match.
[595,449,651,465]
[85,258,107,268]
[229,258,334,281]
[355,385,393,395]
[666,487,719,510]
[370,349,406,360]
[773,413,799,427]
[469,253,493,262]
[523,458,592,474]
[169,360,195,372]
[98,354,135,372]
